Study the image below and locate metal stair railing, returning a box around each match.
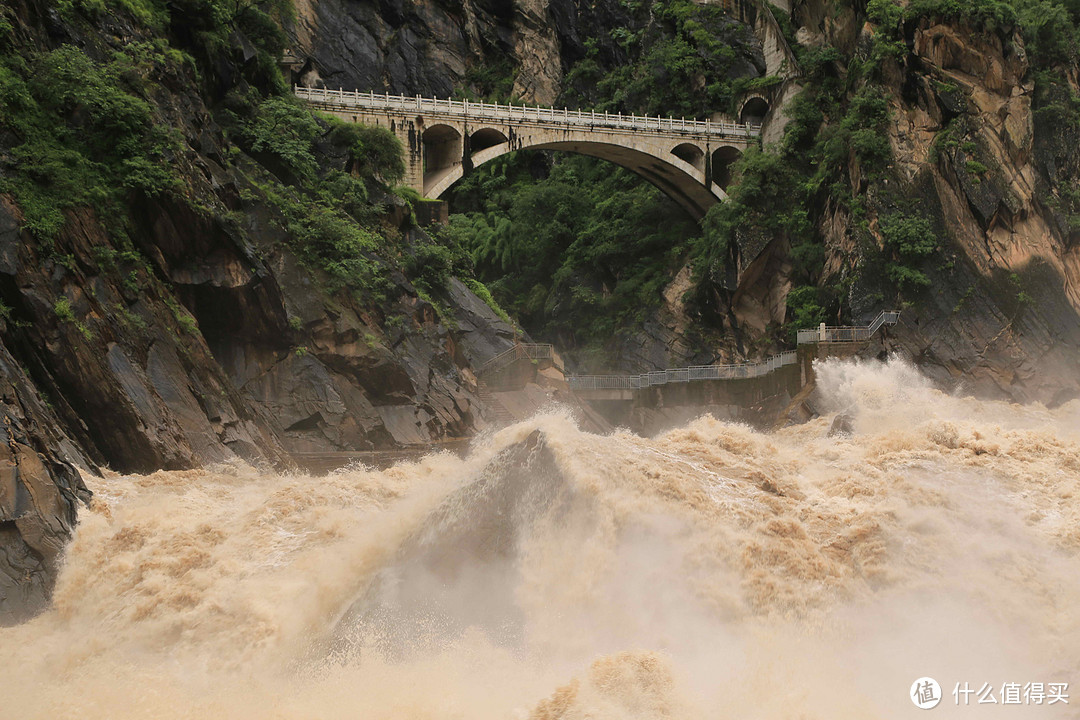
[294,86,761,139]
[796,310,900,345]
[477,343,559,377]
[567,350,799,391]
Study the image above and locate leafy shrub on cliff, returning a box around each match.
[328,120,406,185]
[868,0,904,28]
[1012,0,1078,62]
[879,212,938,289]
[461,278,514,325]
[241,95,322,180]
[0,44,182,239]
[785,285,828,333]
[254,178,389,299]
[905,0,1017,30]
[1030,72,1080,227]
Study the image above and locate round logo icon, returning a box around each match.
[911,677,942,709]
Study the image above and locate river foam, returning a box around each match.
[1,357,1077,718]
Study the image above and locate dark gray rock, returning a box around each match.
[827,412,854,436]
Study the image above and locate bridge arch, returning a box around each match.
[426,137,729,219]
[294,88,761,219]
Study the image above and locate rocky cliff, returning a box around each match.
[4,0,1080,623]
[799,3,1080,406]
[0,0,530,621]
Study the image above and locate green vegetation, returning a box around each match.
[1009,272,1034,307]
[0,0,447,334]
[687,42,903,336]
[402,230,471,296]
[241,95,323,180]
[879,212,938,289]
[965,159,989,178]
[440,0,780,362]
[904,0,1016,31]
[1031,70,1080,229]
[53,298,93,339]
[447,154,696,357]
[870,0,1080,65]
[164,297,199,334]
[462,278,514,325]
[2,0,1077,373]
[328,119,406,184]
[459,59,519,102]
[561,0,758,118]
[52,298,76,323]
[0,43,183,239]
[257,178,389,299]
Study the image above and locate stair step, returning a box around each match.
[477,381,515,426]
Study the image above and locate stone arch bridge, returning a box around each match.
[294,87,761,219]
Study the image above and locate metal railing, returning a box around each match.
[796,311,900,345]
[567,350,798,391]
[294,86,761,139]
[478,343,561,377]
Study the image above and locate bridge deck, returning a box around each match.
[295,87,760,141]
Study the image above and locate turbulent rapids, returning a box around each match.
[1,358,1079,718]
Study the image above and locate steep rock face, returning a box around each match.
[0,338,90,624]
[0,0,524,620]
[866,21,1080,404]
[293,0,566,102]
[0,189,518,467]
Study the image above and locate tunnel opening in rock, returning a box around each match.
[739,96,770,125]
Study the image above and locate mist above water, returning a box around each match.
[1,358,1077,719]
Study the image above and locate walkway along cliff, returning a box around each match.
[474,313,900,433]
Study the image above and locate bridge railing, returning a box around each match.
[796,310,900,345]
[294,86,761,139]
[567,350,798,391]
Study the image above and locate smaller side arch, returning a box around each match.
[671,142,705,172]
[712,146,743,190]
[470,127,509,153]
[422,124,463,173]
[422,123,464,196]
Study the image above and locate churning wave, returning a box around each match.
[1,357,1078,719]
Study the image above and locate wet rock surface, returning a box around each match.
[0,340,90,624]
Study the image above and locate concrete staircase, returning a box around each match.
[477,380,515,426]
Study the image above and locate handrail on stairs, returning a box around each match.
[477,343,560,377]
[796,310,900,345]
